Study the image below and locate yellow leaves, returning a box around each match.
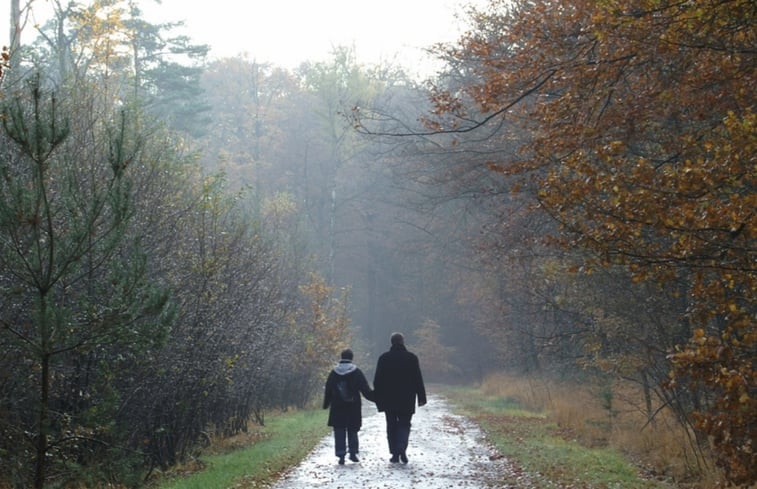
[630,273,645,283]
[262,192,298,226]
[70,0,135,76]
[224,355,239,370]
[295,272,351,373]
[606,140,625,154]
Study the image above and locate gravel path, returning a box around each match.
[270,394,520,489]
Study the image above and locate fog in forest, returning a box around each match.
[1,1,753,488]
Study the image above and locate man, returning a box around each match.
[323,349,374,464]
[373,332,427,464]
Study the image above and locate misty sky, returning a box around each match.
[2,0,483,76]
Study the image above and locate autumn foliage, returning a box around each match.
[295,272,352,390]
[427,0,755,484]
[0,46,7,80]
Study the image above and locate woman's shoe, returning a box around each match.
[349,454,359,462]
[338,456,345,465]
[389,454,399,463]
[400,452,408,464]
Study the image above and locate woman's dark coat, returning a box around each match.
[323,360,374,429]
[373,344,426,414]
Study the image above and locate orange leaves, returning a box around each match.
[516,1,754,277]
[295,272,351,374]
[0,46,8,82]
[427,0,756,483]
[669,267,757,483]
[672,324,756,484]
[485,161,507,173]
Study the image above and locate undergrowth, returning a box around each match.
[476,374,727,487]
[439,378,695,489]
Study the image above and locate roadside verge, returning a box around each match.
[151,408,328,489]
[438,384,675,489]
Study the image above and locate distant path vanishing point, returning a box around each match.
[270,394,527,489]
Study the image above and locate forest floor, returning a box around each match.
[268,394,531,489]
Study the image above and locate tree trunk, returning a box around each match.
[9,0,21,74]
[34,352,50,489]
[328,187,336,284]
[641,370,655,427]
[34,291,52,489]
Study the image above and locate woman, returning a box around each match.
[323,349,375,464]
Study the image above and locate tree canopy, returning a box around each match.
[416,0,755,483]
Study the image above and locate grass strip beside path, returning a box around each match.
[438,385,672,489]
[156,408,328,489]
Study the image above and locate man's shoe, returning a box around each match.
[400,452,408,464]
[338,456,345,465]
[389,454,399,463]
[349,454,359,462]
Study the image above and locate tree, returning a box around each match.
[2,4,348,487]
[295,47,383,284]
[419,0,755,482]
[123,1,210,135]
[199,57,298,194]
[413,318,457,381]
[29,0,209,133]
[8,0,21,74]
[0,77,171,488]
[119,173,300,469]
[289,272,351,405]
[197,51,434,364]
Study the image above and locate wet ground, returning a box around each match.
[270,394,525,488]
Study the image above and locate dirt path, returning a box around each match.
[270,394,525,488]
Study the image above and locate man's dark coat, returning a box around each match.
[323,360,374,429]
[373,344,427,414]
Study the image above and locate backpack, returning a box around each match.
[334,376,355,403]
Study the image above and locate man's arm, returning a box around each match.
[373,356,384,393]
[415,356,427,407]
[373,356,385,409]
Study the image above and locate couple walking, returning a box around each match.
[322,332,427,465]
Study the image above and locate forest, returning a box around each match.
[0,0,754,488]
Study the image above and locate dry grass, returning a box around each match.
[478,373,725,487]
[204,424,271,455]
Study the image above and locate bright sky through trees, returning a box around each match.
[2,0,482,76]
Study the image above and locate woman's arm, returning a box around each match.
[357,369,375,402]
